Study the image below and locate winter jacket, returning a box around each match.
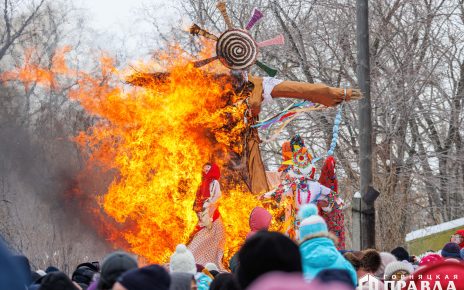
[195,272,212,290]
[300,234,357,285]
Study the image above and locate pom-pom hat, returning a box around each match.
[298,204,328,241]
[169,244,196,274]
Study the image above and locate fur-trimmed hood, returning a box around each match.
[299,231,338,245]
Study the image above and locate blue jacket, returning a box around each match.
[0,240,26,290]
[300,236,357,285]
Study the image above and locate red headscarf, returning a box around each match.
[194,163,221,212]
[318,156,338,192]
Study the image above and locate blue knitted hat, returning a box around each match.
[298,204,328,241]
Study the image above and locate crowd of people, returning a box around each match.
[2,205,464,290]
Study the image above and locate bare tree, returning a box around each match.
[0,0,113,271]
[141,0,464,250]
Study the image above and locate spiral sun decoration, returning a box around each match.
[190,2,285,76]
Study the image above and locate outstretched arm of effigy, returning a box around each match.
[248,75,362,117]
[261,181,293,202]
[271,81,359,106]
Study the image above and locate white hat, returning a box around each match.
[205,263,219,272]
[375,252,398,278]
[384,261,414,280]
[169,244,196,275]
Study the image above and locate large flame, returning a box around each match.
[1,46,264,264]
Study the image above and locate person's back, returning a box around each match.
[298,204,356,285]
[0,241,27,290]
[300,236,355,282]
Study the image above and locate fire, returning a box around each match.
[1,46,264,264]
[79,58,264,263]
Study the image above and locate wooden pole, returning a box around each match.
[356,0,376,249]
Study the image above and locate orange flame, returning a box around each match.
[1,46,265,264]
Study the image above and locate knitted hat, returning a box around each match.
[390,247,410,262]
[441,242,462,259]
[419,253,444,267]
[248,272,309,290]
[97,251,138,290]
[72,262,99,289]
[248,272,353,290]
[237,231,302,289]
[384,261,414,280]
[169,245,196,275]
[40,271,79,290]
[246,207,272,240]
[204,263,219,272]
[298,204,328,241]
[375,252,397,278]
[117,264,170,290]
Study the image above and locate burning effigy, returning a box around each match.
[0,1,360,267]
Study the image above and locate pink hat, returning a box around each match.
[246,207,272,240]
[248,272,354,290]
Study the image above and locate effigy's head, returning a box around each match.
[281,136,316,178]
[216,29,259,70]
[290,135,305,152]
[203,163,212,174]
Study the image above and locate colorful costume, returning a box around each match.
[318,156,345,249]
[188,164,226,270]
[262,136,343,240]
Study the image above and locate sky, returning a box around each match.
[75,0,181,58]
[77,0,168,31]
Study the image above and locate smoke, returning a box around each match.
[0,87,112,271]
